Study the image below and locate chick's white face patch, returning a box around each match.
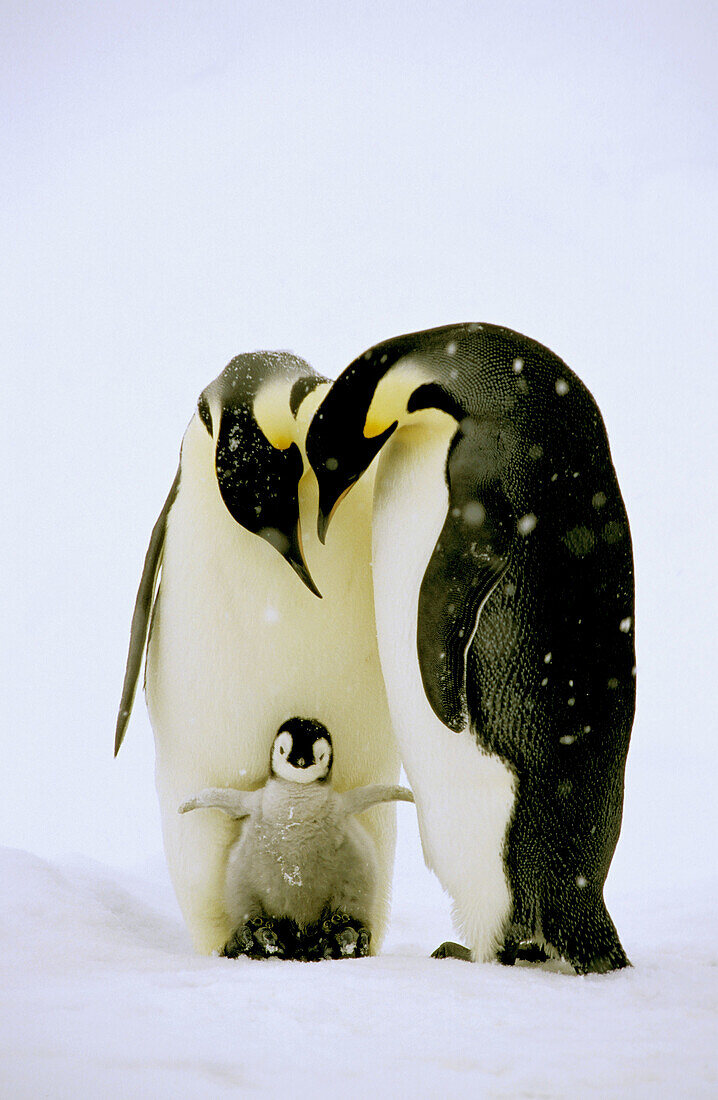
[271,731,294,777]
[271,731,332,783]
[312,737,331,771]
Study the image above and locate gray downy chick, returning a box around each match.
[179,717,414,952]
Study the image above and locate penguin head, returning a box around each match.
[198,351,328,597]
[306,325,473,541]
[270,718,333,784]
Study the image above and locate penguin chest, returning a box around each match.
[371,421,516,959]
[241,798,344,924]
[145,436,395,795]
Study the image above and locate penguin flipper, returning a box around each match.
[418,471,514,732]
[114,467,181,755]
[178,787,258,819]
[341,785,415,817]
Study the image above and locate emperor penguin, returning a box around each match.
[179,718,414,960]
[115,351,399,955]
[305,323,636,974]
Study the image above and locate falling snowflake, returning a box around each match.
[603,521,624,544]
[463,501,486,525]
[564,526,595,558]
[517,513,537,536]
[555,378,570,395]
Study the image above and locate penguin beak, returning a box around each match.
[284,521,322,599]
[317,485,352,544]
[316,507,330,546]
[314,422,398,544]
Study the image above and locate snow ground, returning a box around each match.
[2,818,715,1099]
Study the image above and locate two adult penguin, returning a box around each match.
[306,322,636,974]
[115,350,399,955]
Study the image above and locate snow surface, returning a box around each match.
[2,825,716,1099]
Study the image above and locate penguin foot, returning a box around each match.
[431,941,472,961]
[221,916,297,960]
[303,911,372,961]
[498,941,549,966]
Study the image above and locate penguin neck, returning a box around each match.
[264,775,332,815]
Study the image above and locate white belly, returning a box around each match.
[146,415,399,953]
[372,418,516,961]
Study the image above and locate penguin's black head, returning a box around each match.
[306,325,471,541]
[201,352,327,597]
[270,718,333,784]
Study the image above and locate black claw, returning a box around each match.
[498,940,549,966]
[302,911,372,960]
[220,910,374,962]
[221,915,298,960]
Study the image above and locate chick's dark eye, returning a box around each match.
[279,746,286,755]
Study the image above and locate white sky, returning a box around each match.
[1,1,716,877]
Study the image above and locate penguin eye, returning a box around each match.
[279,746,286,755]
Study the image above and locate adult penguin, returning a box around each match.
[115,350,399,955]
[305,323,635,973]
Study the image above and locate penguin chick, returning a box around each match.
[179,718,414,957]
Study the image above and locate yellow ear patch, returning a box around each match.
[363,359,430,439]
[253,379,296,450]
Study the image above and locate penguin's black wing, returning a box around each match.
[411,412,516,732]
[341,784,415,816]
[114,468,180,755]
